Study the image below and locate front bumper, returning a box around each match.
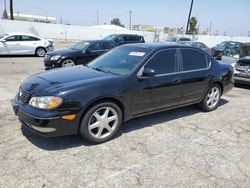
[11,96,79,137]
[44,59,61,70]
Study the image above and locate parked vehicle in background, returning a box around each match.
[233,43,250,85]
[103,34,145,45]
[0,33,53,57]
[179,41,211,54]
[166,36,191,43]
[44,40,116,70]
[12,43,234,144]
[211,41,242,60]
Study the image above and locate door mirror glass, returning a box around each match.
[142,68,156,77]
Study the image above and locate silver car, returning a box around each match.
[0,33,54,57]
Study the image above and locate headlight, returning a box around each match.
[50,55,61,61]
[29,96,63,110]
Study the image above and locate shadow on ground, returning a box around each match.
[21,99,229,151]
[235,83,250,90]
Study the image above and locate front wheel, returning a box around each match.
[61,59,75,67]
[35,47,46,57]
[198,84,221,112]
[80,102,123,144]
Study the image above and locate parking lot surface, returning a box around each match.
[0,42,250,187]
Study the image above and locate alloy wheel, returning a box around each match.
[88,107,118,139]
[206,87,220,108]
[36,48,46,57]
[62,59,75,67]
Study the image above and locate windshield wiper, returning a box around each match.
[91,67,120,75]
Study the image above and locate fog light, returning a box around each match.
[62,114,76,120]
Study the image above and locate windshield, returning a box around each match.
[0,34,8,39]
[218,42,236,48]
[103,35,116,41]
[88,46,151,75]
[166,37,177,42]
[71,41,90,50]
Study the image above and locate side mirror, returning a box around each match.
[142,68,156,77]
[0,39,6,43]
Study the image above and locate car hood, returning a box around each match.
[20,66,115,95]
[212,46,225,52]
[46,48,81,56]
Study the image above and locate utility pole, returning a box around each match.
[209,21,212,35]
[186,0,194,34]
[96,11,99,25]
[129,10,132,30]
[10,0,14,20]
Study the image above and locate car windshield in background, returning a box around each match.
[166,37,177,42]
[71,41,90,50]
[218,42,236,48]
[0,34,8,39]
[103,35,116,41]
[88,46,151,76]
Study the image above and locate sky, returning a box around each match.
[1,0,250,36]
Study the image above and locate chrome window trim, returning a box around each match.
[137,48,211,78]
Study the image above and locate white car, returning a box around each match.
[0,33,54,57]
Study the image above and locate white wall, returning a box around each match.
[1,19,250,47]
[0,19,156,42]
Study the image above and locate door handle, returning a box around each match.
[172,78,181,84]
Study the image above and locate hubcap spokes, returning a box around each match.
[88,107,118,139]
[207,87,220,108]
[37,49,45,56]
[63,60,74,67]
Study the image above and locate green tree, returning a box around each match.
[110,18,124,27]
[187,16,198,34]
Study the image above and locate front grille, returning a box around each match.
[19,89,30,104]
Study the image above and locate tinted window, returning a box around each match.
[181,49,208,71]
[179,38,191,42]
[124,35,137,42]
[103,42,115,50]
[6,35,20,41]
[21,35,40,41]
[145,49,178,75]
[89,42,102,51]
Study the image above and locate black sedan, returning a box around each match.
[212,41,242,60]
[44,40,116,70]
[11,43,234,144]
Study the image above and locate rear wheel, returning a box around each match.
[80,102,123,144]
[35,47,46,57]
[61,59,75,67]
[198,84,221,112]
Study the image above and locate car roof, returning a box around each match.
[122,42,198,50]
[81,40,116,43]
[108,34,143,37]
[5,32,37,37]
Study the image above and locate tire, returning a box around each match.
[198,84,222,112]
[61,59,75,67]
[80,102,123,144]
[35,47,46,57]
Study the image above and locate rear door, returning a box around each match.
[179,48,211,104]
[132,49,182,114]
[19,35,41,54]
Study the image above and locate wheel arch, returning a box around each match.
[213,81,224,95]
[77,97,125,132]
